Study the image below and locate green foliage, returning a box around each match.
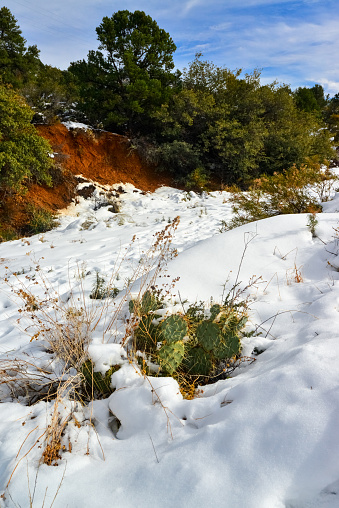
[69,10,178,134]
[324,93,339,144]
[150,54,333,185]
[154,140,202,177]
[294,84,327,115]
[26,204,57,234]
[306,212,318,238]
[259,84,333,176]
[0,84,53,192]
[226,162,337,229]
[0,225,18,242]
[183,167,210,191]
[22,66,80,124]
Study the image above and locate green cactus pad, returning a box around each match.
[196,321,221,351]
[214,333,241,360]
[141,290,159,314]
[129,299,136,314]
[158,341,185,375]
[221,312,247,333]
[209,303,222,321]
[160,314,188,344]
[184,346,212,376]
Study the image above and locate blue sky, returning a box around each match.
[6,0,339,95]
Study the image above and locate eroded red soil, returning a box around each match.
[1,124,173,238]
[36,124,172,192]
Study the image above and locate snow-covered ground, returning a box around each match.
[1,181,339,508]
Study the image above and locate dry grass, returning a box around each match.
[286,264,303,285]
[0,216,182,483]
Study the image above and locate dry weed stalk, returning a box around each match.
[105,216,180,342]
[41,377,76,466]
[2,217,180,379]
[286,264,303,285]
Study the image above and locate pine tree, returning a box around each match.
[69,10,178,134]
[0,6,41,88]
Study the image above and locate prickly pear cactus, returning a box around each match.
[196,321,221,351]
[129,290,160,316]
[184,346,212,377]
[129,299,136,314]
[209,303,221,321]
[157,341,185,375]
[141,290,159,314]
[220,311,247,333]
[160,315,188,344]
[214,332,241,360]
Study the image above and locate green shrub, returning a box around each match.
[225,162,337,229]
[183,167,210,191]
[0,225,18,242]
[26,204,57,234]
[0,84,53,192]
[89,271,119,299]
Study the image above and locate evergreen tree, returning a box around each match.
[294,84,327,117]
[69,10,178,134]
[0,6,41,88]
[324,93,339,144]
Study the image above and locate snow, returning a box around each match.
[63,121,92,131]
[1,180,339,507]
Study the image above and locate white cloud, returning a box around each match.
[210,22,232,31]
[317,78,339,96]
[181,0,205,16]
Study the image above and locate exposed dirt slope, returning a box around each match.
[36,124,172,192]
[0,124,173,239]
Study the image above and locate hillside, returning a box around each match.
[1,177,339,507]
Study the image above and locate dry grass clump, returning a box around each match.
[0,358,58,404]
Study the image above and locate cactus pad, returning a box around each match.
[209,303,222,321]
[196,321,221,351]
[141,290,159,314]
[214,333,241,360]
[135,314,159,352]
[184,346,212,377]
[160,315,188,344]
[158,341,185,375]
[81,360,117,396]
